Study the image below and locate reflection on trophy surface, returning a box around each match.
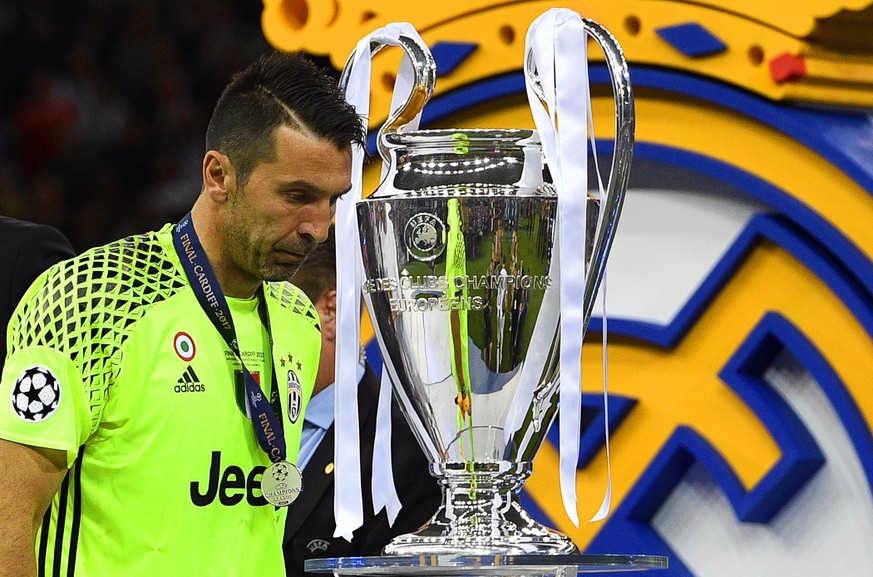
[360,130,612,555]
[346,17,634,557]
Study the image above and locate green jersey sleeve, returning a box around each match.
[0,233,187,466]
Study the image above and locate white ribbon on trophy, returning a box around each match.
[335,21,426,540]
[515,7,612,525]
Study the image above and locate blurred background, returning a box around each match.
[0,0,330,251]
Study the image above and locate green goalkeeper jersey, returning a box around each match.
[0,224,320,576]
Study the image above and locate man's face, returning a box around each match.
[222,125,352,286]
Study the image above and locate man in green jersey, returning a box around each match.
[0,51,364,577]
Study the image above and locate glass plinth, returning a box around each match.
[305,554,668,576]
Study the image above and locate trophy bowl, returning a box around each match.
[359,129,605,555]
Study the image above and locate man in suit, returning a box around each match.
[0,216,75,374]
[284,225,441,577]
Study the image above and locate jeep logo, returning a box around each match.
[190,451,268,507]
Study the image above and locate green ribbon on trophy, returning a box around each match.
[445,197,477,496]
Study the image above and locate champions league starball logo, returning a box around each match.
[11,366,61,422]
[270,461,290,482]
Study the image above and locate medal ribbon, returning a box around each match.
[172,214,286,465]
[335,21,425,540]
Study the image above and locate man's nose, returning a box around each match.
[298,199,334,243]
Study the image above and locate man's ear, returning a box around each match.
[318,289,338,341]
[203,150,234,203]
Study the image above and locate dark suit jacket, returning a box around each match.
[0,216,75,373]
[284,364,441,576]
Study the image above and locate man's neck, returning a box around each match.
[189,201,260,299]
[312,366,333,397]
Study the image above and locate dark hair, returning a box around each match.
[292,223,336,302]
[206,51,365,187]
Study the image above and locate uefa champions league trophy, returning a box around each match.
[340,15,638,560]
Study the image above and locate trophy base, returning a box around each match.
[383,499,578,556]
[305,554,669,575]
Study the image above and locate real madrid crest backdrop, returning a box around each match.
[262,2,873,576]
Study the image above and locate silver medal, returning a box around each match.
[261,460,303,506]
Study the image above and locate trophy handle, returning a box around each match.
[339,32,437,164]
[524,18,635,327]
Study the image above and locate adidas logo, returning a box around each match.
[175,366,206,393]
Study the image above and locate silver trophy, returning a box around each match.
[342,20,634,556]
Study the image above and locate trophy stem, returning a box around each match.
[383,462,579,556]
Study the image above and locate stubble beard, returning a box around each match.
[224,185,315,285]
[262,258,307,284]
